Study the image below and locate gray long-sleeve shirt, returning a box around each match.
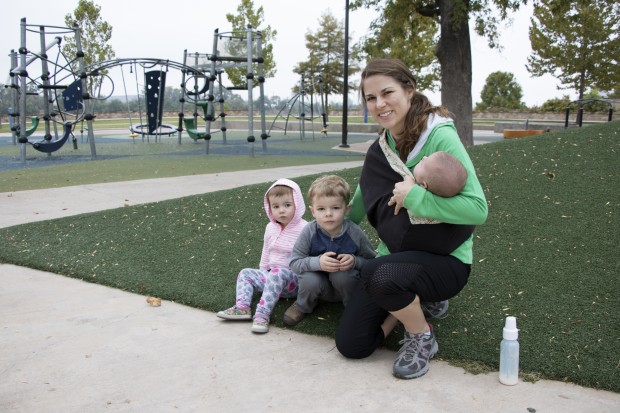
[289,220,376,274]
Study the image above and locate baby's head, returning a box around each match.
[413,151,468,197]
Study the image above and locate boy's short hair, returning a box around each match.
[307,175,350,204]
[267,184,293,201]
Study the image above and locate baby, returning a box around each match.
[413,151,468,197]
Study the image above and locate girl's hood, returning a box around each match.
[263,178,306,224]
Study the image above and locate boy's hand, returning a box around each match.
[319,252,341,272]
[337,254,355,271]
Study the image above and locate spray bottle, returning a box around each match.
[499,316,519,385]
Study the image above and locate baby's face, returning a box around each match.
[413,154,436,187]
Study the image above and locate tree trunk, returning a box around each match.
[436,0,473,146]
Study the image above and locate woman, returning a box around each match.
[335,58,488,379]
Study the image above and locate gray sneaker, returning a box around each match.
[421,300,449,319]
[392,326,439,379]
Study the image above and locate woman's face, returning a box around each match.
[362,74,413,139]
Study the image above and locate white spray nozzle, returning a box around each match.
[503,316,519,340]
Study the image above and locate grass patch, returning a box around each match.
[0,121,618,392]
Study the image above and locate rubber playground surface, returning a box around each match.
[0,128,376,173]
[0,128,506,173]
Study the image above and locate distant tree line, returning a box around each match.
[1,80,615,121]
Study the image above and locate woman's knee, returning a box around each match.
[335,326,377,359]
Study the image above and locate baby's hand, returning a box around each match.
[337,254,355,271]
[319,252,340,272]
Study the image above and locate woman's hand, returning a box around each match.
[388,176,415,215]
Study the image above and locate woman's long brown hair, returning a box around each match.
[360,58,451,162]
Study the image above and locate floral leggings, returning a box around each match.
[235,267,298,319]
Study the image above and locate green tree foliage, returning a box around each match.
[532,92,611,114]
[351,0,526,146]
[355,0,439,91]
[0,84,13,116]
[527,0,620,100]
[537,95,571,113]
[225,0,277,87]
[475,71,526,111]
[579,90,613,113]
[293,11,360,105]
[0,83,45,117]
[63,0,115,95]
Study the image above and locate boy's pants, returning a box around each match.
[295,270,360,313]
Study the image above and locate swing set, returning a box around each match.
[268,73,328,140]
[118,60,177,142]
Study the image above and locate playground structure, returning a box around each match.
[177,25,267,155]
[204,26,267,155]
[8,18,91,161]
[7,19,269,161]
[268,73,328,140]
[179,51,220,143]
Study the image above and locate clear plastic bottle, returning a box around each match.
[499,316,519,385]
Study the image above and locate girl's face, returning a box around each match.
[362,74,414,140]
[269,193,296,228]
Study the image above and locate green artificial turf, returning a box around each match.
[0,121,618,392]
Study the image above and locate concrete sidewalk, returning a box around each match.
[1,162,619,412]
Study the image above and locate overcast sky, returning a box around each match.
[2,0,567,107]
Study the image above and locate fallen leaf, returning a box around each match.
[146,296,161,307]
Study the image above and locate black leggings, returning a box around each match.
[335,251,470,359]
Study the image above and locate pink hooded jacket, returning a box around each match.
[259,178,308,271]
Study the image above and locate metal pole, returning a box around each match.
[9,50,18,145]
[19,18,28,162]
[206,29,220,155]
[340,0,350,148]
[74,23,97,159]
[256,31,268,151]
[300,74,305,141]
[217,71,227,144]
[178,49,188,144]
[246,24,255,157]
[39,25,53,156]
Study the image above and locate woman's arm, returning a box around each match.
[403,126,488,225]
[347,184,367,225]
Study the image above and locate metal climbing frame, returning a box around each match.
[12,18,91,161]
[207,25,267,156]
[178,50,227,145]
